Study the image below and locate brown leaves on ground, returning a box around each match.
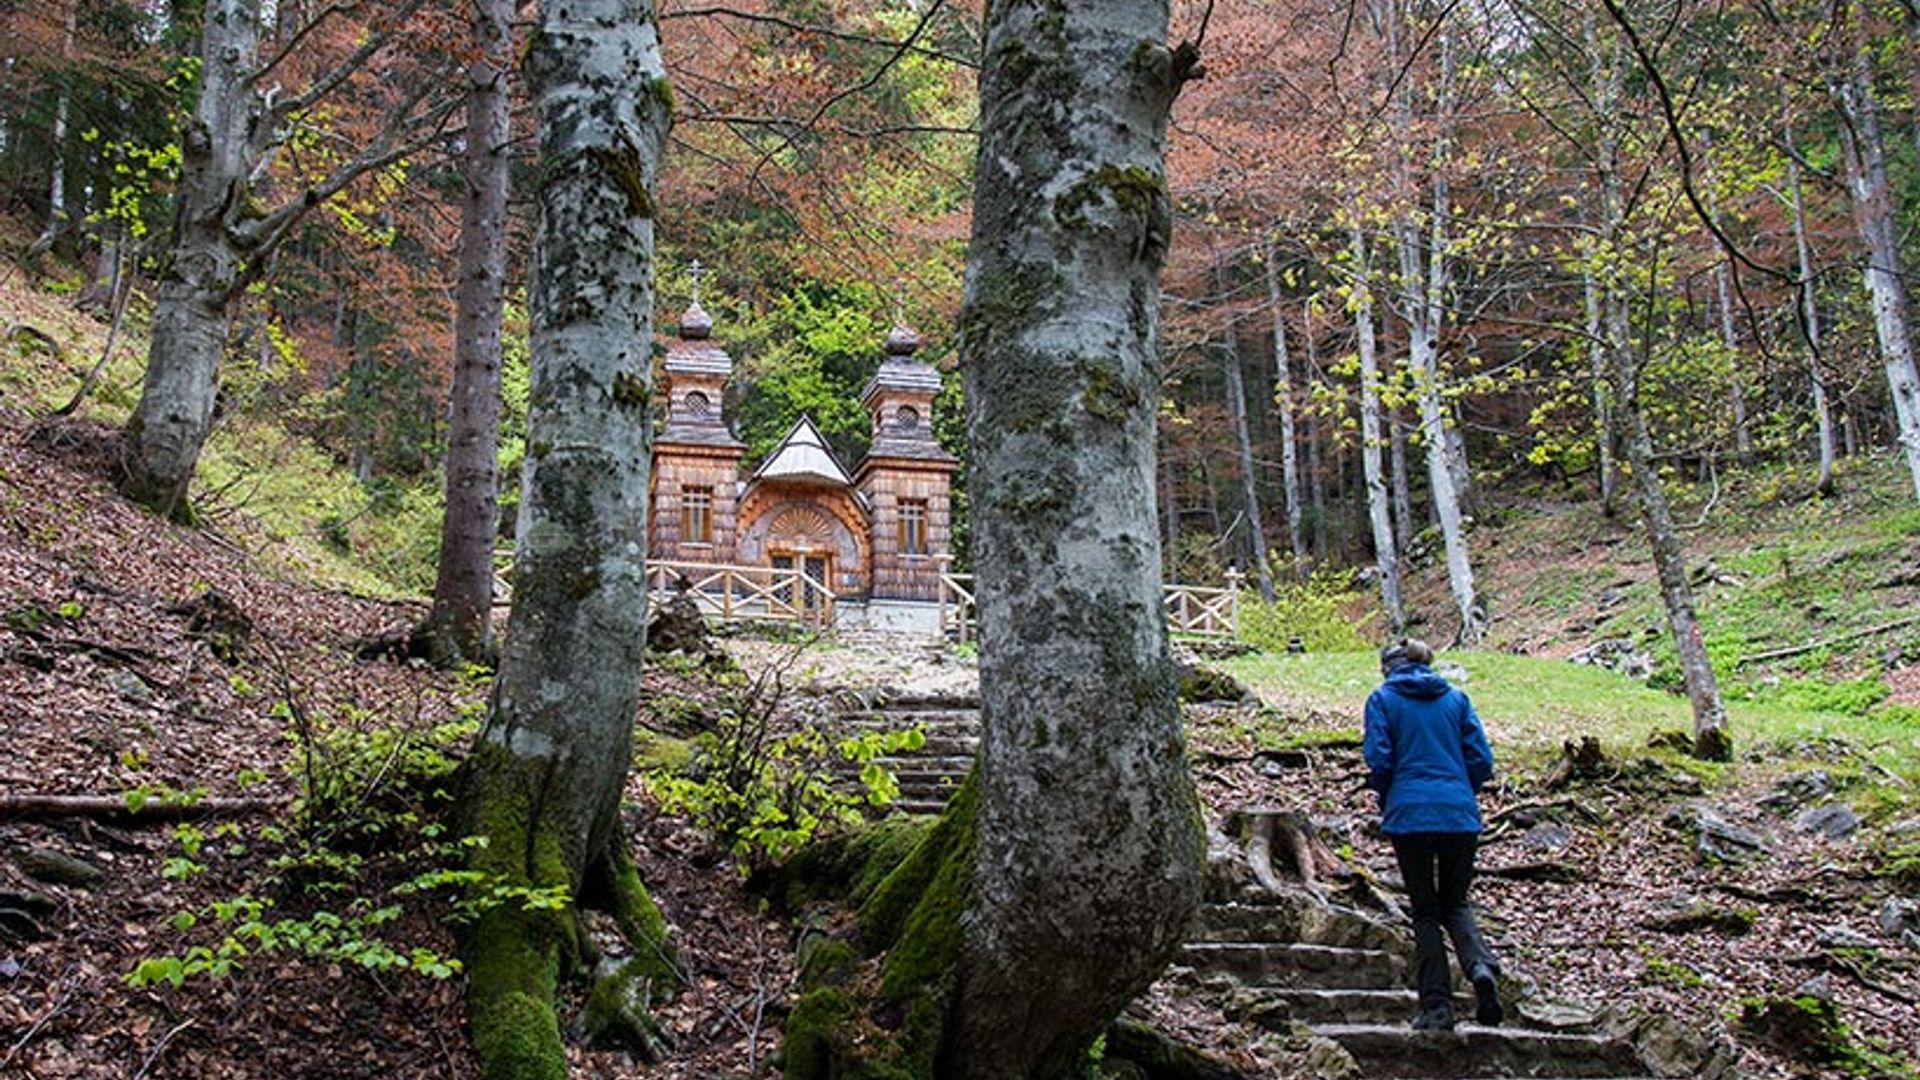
[0,402,789,1079]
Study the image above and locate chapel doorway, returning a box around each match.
[770,550,832,620]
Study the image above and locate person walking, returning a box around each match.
[1362,638,1503,1032]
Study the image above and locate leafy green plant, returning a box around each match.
[123,674,507,991]
[1237,566,1377,653]
[643,647,923,866]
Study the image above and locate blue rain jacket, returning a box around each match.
[1362,664,1493,835]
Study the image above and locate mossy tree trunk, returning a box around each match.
[417,0,512,665]
[947,0,1206,1074]
[457,0,671,1075]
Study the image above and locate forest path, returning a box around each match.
[829,684,1666,1080]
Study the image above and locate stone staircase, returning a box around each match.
[831,692,980,815]
[826,694,1660,1080]
[1176,893,1654,1078]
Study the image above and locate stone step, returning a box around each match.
[1312,1023,1645,1079]
[1195,902,1403,952]
[1178,942,1406,990]
[840,709,980,729]
[1229,987,1428,1027]
[873,755,976,773]
[891,799,950,816]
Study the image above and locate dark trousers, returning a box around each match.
[1390,832,1497,1008]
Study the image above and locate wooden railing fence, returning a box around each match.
[495,555,1237,640]
[936,570,1240,641]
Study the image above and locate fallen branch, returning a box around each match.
[131,1019,195,1080]
[0,794,285,821]
[1736,614,1920,668]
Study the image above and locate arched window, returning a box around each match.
[893,405,920,431]
[683,391,712,418]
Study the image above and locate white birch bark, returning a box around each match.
[1583,269,1618,513]
[1219,286,1274,600]
[1834,47,1920,500]
[26,0,75,259]
[1389,19,1480,642]
[1350,225,1405,633]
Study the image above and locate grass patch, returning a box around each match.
[1221,650,1920,777]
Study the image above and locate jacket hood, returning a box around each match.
[1381,664,1453,701]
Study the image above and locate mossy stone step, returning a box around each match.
[1312,1023,1646,1079]
[1178,942,1407,990]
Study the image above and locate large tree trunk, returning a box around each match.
[123,0,260,520]
[1350,225,1405,634]
[121,0,456,517]
[1219,266,1273,599]
[1389,400,1413,554]
[1834,47,1920,501]
[928,3,1203,1075]
[1703,142,1753,464]
[418,0,513,665]
[1264,247,1307,572]
[1711,256,1752,463]
[1787,122,1837,495]
[456,0,672,1075]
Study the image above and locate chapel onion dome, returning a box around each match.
[884,321,921,357]
[680,299,714,340]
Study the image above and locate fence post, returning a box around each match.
[1224,567,1242,638]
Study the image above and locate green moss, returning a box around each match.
[1693,725,1734,763]
[1082,361,1139,425]
[1052,164,1166,231]
[859,772,976,954]
[461,743,577,1080]
[612,370,649,410]
[778,776,979,1079]
[471,990,567,1080]
[589,138,656,219]
[798,938,856,985]
[771,816,935,912]
[583,957,669,1059]
[600,841,677,983]
[644,76,675,115]
[632,728,695,773]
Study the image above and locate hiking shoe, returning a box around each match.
[1410,1004,1456,1032]
[1470,965,1504,1027]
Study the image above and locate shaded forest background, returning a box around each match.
[5,0,1920,703]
